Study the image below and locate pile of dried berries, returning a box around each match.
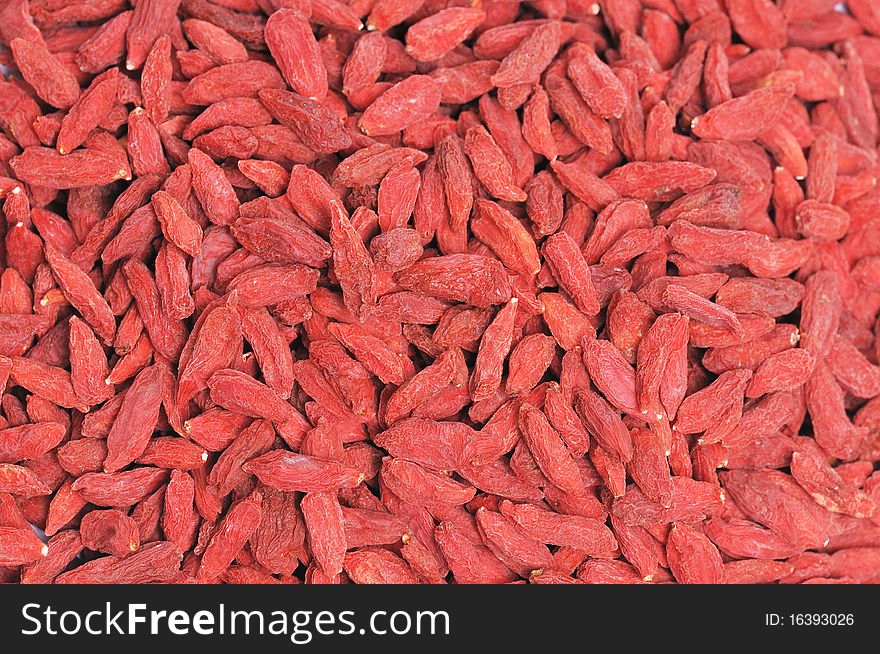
[1,0,880,585]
